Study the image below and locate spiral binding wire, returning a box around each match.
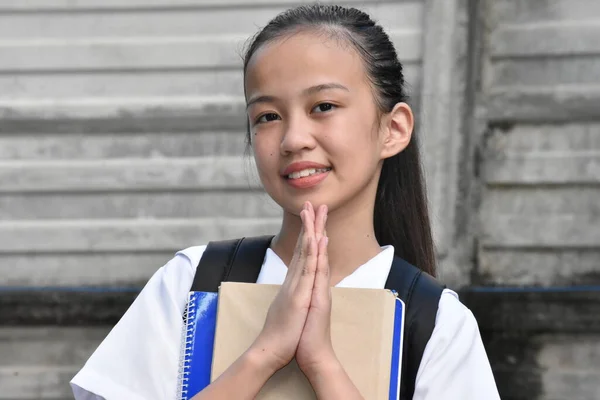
[176,292,198,400]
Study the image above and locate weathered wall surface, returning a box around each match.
[0,0,424,287]
[473,1,600,399]
[478,0,600,286]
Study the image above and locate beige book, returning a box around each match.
[210,282,405,400]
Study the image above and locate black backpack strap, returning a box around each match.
[190,235,274,292]
[385,257,445,400]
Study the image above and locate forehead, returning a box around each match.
[244,31,369,96]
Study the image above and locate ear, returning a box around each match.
[380,102,414,160]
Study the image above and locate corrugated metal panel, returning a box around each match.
[479,0,600,285]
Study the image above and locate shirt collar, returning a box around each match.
[256,245,395,289]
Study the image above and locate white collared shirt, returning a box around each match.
[71,245,500,400]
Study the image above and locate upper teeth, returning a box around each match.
[287,168,330,179]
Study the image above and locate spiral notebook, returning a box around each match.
[177,283,405,400]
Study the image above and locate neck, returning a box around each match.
[271,189,383,286]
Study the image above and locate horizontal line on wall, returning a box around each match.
[0,0,414,14]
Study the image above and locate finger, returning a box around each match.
[312,236,331,306]
[299,202,316,276]
[292,208,306,258]
[314,205,328,243]
[295,233,318,293]
[289,203,314,280]
[286,205,309,281]
[304,202,316,240]
[292,202,317,289]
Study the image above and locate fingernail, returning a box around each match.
[324,237,329,246]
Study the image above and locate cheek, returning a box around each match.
[328,117,379,162]
[252,136,279,177]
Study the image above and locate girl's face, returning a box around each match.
[245,31,398,215]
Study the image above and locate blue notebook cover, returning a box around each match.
[177,291,219,400]
[177,290,405,400]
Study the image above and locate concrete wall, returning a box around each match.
[0,0,425,287]
[478,0,600,286]
[473,1,600,399]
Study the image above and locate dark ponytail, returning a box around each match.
[242,4,437,277]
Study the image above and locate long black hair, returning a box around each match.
[242,4,437,277]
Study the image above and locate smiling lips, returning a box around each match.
[282,161,332,189]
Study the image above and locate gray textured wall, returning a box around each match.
[0,0,598,399]
[479,0,600,286]
[0,0,423,287]
[474,1,600,398]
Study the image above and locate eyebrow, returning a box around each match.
[303,82,350,96]
[246,82,350,109]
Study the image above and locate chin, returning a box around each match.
[286,194,344,216]
[264,173,352,215]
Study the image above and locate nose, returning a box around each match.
[280,115,317,155]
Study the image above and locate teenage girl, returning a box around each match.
[71,4,500,400]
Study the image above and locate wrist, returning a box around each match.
[244,343,284,377]
[302,351,342,384]
[304,354,364,399]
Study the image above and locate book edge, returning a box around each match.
[210,285,226,382]
[177,291,198,400]
[389,297,406,400]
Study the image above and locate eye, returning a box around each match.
[255,112,281,124]
[311,103,336,114]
